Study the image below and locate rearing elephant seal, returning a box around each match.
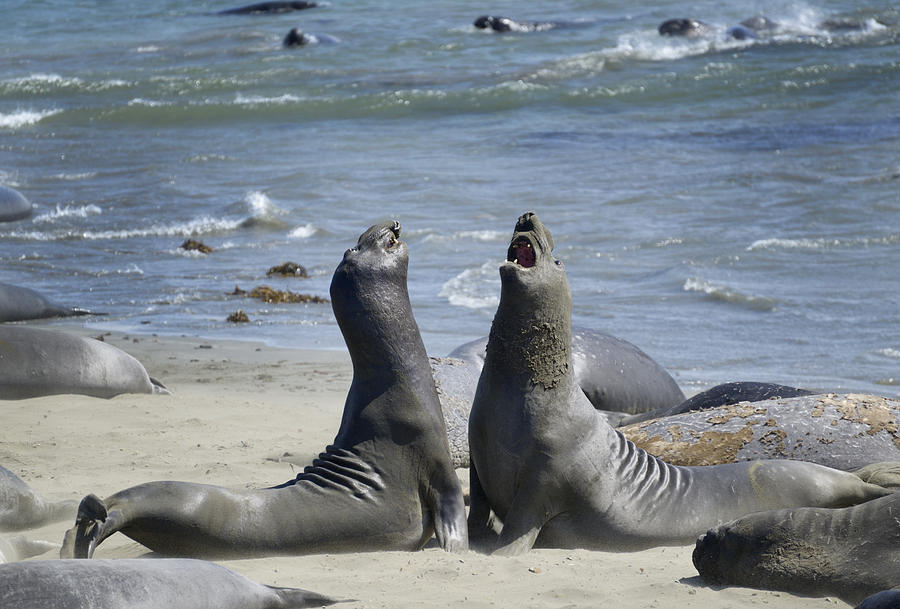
[61,221,467,558]
[467,212,894,555]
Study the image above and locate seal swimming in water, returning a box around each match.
[621,393,900,469]
[0,281,100,323]
[0,558,341,609]
[1,465,77,532]
[0,326,167,400]
[473,15,561,33]
[0,185,31,223]
[658,18,713,37]
[693,485,900,605]
[61,221,467,558]
[467,211,895,555]
[218,1,317,15]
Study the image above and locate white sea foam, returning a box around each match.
[33,204,102,224]
[877,348,900,360]
[234,93,302,106]
[49,172,98,181]
[0,109,61,129]
[421,229,506,244]
[127,98,171,107]
[747,235,900,251]
[439,261,500,310]
[683,277,776,311]
[288,224,318,239]
[2,216,244,241]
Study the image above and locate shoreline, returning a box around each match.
[2,330,849,607]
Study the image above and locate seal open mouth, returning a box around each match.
[507,236,536,268]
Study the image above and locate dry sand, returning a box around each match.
[1,329,851,608]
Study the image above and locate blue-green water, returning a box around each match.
[2,0,898,396]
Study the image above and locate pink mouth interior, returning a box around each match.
[511,239,536,268]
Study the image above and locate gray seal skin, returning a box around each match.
[856,590,900,609]
[60,221,467,559]
[0,558,340,609]
[618,381,813,426]
[620,393,900,470]
[467,212,894,555]
[1,465,77,532]
[0,535,57,563]
[449,330,685,416]
[436,329,686,468]
[218,1,317,15]
[0,185,31,223]
[693,489,900,605]
[0,281,98,322]
[0,326,167,400]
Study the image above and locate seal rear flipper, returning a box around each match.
[853,462,900,490]
[268,586,349,608]
[150,377,171,395]
[427,481,468,553]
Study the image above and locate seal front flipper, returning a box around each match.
[60,494,108,559]
[427,476,468,552]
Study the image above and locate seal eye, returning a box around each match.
[507,237,536,268]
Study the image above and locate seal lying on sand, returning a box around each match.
[0,282,99,323]
[0,326,167,400]
[467,212,895,554]
[856,590,900,609]
[61,221,466,558]
[0,558,340,609]
[621,393,900,469]
[0,185,31,223]
[693,486,900,605]
[218,1,317,15]
[1,465,77,532]
[0,535,57,564]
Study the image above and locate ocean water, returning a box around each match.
[1,0,898,397]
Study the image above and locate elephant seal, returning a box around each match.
[0,282,99,323]
[658,18,712,37]
[1,465,77,532]
[284,27,311,46]
[693,488,900,605]
[0,535,57,563]
[436,328,685,468]
[856,590,900,609]
[474,15,561,33]
[218,1,317,15]
[467,212,894,554]
[0,558,340,609]
[621,393,900,469]
[61,221,466,558]
[0,185,31,223]
[618,381,813,426]
[0,326,167,400]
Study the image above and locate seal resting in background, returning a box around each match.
[61,221,466,558]
[1,465,77,532]
[0,281,100,322]
[0,535,57,564]
[0,326,167,400]
[467,212,895,555]
[0,558,340,609]
[217,1,317,15]
[621,393,900,470]
[0,185,31,223]
[693,484,900,605]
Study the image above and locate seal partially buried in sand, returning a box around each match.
[61,221,467,558]
[0,558,340,609]
[0,326,167,400]
[467,212,895,554]
[693,484,900,605]
[1,465,77,532]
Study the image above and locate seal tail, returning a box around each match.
[268,586,351,608]
[60,493,108,559]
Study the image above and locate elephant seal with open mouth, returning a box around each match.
[467,212,895,554]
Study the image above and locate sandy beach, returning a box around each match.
[1,328,851,608]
